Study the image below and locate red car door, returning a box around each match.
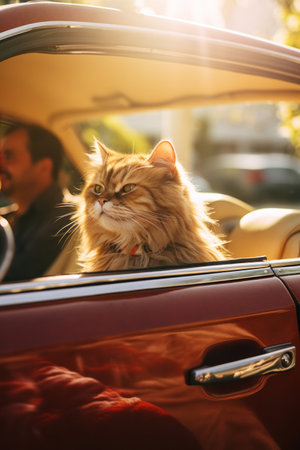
[0,258,299,450]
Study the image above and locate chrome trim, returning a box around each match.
[0,216,15,282]
[1,20,299,58]
[0,21,120,40]
[273,266,300,277]
[2,21,300,70]
[187,343,296,385]
[271,258,300,276]
[0,260,269,294]
[0,264,273,308]
[271,258,300,267]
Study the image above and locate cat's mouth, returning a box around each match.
[100,203,116,219]
[95,202,121,225]
[98,201,129,220]
[99,209,114,220]
[91,200,136,233]
[93,201,111,218]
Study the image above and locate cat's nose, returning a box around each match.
[98,198,108,207]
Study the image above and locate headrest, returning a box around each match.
[227,208,300,260]
[195,192,253,235]
[195,192,253,222]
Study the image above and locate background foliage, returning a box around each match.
[77,116,151,154]
[277,0,300,152]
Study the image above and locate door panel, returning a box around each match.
[0,273,299,449]
[277,271,300,306]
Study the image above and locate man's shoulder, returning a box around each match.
[34,184,75,218]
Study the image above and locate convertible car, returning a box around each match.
[1,2,300,449]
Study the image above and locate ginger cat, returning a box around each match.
[76,140,226,272]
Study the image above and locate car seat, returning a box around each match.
[227,207,300,260]
[196,192,253,236]
[46,193,299,276]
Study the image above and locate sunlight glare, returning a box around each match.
[137,0,225,27]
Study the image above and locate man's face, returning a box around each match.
[0,129,36,198]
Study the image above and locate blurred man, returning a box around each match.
[0,123,73,282]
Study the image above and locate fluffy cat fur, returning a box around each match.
[76,140,227,272]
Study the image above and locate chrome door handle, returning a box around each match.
[187,343,296,385]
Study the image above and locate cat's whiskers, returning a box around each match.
[126,212,163,235]
[134,213,161,228]
[55,211,75,221]
[56,201,76,206]
[118,206,168,231]
[56,220,79,247]
[58,219,78,234]
[133,210,172,227]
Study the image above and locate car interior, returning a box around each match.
[2,104,300,280]
[41,189,300,277]
[2,3,300,281]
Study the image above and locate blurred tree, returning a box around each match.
[276,0,300,152]
[277,0,300,47]
[77,116,151,155]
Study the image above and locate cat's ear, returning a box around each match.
[93,139,109,165]
[148,140,176,172]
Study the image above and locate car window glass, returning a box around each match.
[76,101,300,209]
[73,101,300,267]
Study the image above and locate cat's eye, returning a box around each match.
[121,183,136,194]
[93,184,104,195]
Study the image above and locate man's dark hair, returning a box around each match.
[6,123,64,180]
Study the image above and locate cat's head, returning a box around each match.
[80,140,186,243]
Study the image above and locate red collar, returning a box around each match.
[127,244,140,255]
[109,243,151,255]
